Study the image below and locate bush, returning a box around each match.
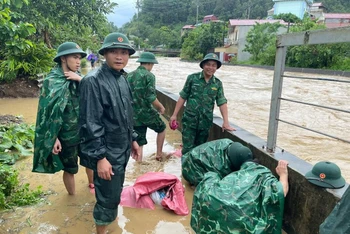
[0,43,55,82]
[0,164,43,210]
[81,58,87,68]
[0,122,35,164]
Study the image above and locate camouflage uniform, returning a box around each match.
[127,66,165,146]
[191,161,285,234]
[180,71,227,154]
[33,67,80,174]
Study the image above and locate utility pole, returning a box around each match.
[136,0,141,49]
[195,0,199,25]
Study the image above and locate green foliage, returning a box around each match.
[273,13,301,23]
[0,164,43,210]
[20,0,117,48]
[81,58,87,68]
[0,43,55,82]
[243,22,284,65]
[321,0,350,13]
[148,26,181,49]
[286,17,330,68]
[0,123,35,164]
[181,23,226,59]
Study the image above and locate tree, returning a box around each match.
[0,0,54,81]
[273,13,301,32]
[243,22,284,64]
[19,0,117,48]
[181,22,225,60]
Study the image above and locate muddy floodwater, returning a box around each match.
[0,57,349,233]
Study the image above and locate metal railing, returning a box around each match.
[267,26,350,152]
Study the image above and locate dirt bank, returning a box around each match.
[0,79,39,98]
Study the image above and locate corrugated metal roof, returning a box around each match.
[324,13,350,19]
[229,19,287,26]
[182,25,195,29]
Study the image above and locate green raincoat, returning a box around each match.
[191,161,285,234]
[32,67,80,173]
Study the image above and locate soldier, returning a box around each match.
[79,32,140,234]
[127,52,166,161]
[181,138,253,186]
[32,42,94,195]
[170,53,235,155]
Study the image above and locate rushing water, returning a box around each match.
[0,57,348,233]
[128,57,350,181]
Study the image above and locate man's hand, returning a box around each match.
[276,160,289,177]
[97,158,114,180]
[222,122,236,132]
[52,138,62,154]
[64,71,82,82]
[131,141,141,161]
[276,160,289,197]
[170,115,177,124]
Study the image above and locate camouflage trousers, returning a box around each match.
[181,124,210,155]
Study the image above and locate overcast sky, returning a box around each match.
[107,0,137,28]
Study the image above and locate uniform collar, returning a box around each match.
[200,71,216,83]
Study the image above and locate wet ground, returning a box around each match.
[0,98,193,234]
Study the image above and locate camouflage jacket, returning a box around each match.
[32,66,80,173]
[180,71,227,129]
[127,66,158,126]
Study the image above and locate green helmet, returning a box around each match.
[53,42,87,63]
[136,52,158,64]
[99,32,135,56]
[200,53,222,69]
[305,161,345,189]
[227,142,253,171]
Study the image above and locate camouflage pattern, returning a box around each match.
[32,66,80,174]
[191,161,284,234]
[182,138,233,186]
[179,71,227,153]
[127,66,163,127]
[320,186,350,234]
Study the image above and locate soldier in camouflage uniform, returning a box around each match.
[170,53,235,155]
[127,52,166,161]
[32,42,94,195]
[181,138,253,186]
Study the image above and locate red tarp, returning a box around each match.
[120,172,189,216]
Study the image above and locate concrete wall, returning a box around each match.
[156,86,348,234]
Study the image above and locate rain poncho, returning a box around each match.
[181,138,234,186]
[32,67,80,173]
[319,186,350,234]
[191,161,285,234]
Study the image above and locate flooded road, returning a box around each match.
[0,57,349,233]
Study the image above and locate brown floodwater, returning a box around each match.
[0,57,349,233]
